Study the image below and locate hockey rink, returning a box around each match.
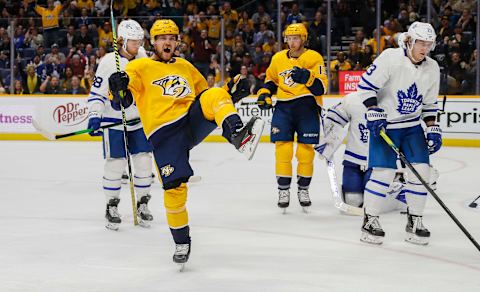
[1,141,479,292]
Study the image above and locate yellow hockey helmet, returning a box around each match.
[283,23,308,42]
[150,19,180,44]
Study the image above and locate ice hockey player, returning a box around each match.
[107,19,263,269]
[355,22,441,245]
[255,23,327,212]
[87,19,154,230]
[316,92,440,213]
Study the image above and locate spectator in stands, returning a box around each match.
[23,63,41,94]
[0,78,5,94]
[95,0,109,16]
[62,67,74,91]
[81,66,94,91]
[397,8,409,30]
[34,0,67,48]
[334,0,351,39]
[286,3,303,25]
[367,28,387,54]
[84,44,95,58]
[330,51,352,92]
[221,2,238,30]
[439,16,453,40]
[46,43,67,65]
[191,28,214,78]
[66,75,87,94]
[253,22,274,47]
[66,50,86,78]
[13,25,26,50]
[451,0,477,13]
[252,5,271,26]
[237,11,254,33]
[207,73,216,88]
[462,49,477,93]
[96,21,112,49]
[207,15,221,47]
[442,5,459,29]
[13,79,24,95]
[262,35,279,54]
[24,27,44,49]
[77,0,95,13]
[223,28,235,51]
[166,0,184,30]
[40,75,64,94]
[0,50,9,69]
[36,55,63,81]
[76,8,93,28]
[450,25,470,59]
[63,24,76,49]
[96,45,107,60]
[354,29,368,50]
[448,51,466,93]
[457,9,475,32]
[73,24,94,50]
[309,11,327,55]
[347,42,363,69]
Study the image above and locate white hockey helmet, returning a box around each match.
[407,21,436,51]
[117,19,144,50]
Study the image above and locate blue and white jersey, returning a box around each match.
[87,47,148,131]
[356,48,439,129]
[324,93,369,167]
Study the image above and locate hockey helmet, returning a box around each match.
[150,19,180,44]
[117,19,144,51]
[407,21,436,51]
[283,23,308,43]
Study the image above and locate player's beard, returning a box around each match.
[154,45,174,62]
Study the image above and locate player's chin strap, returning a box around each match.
[406,42,423,64]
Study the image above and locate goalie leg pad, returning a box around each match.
[363,167,396,216]
[103,158,127,201]
[404,163,430,216]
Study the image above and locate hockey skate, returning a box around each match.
[137,194,153,228]
[105,198,121,231]
[360,213,385,245]
[173,243,191,271]
[298,189,312,213]
[231,117,265,160]
[405,210,430,245]
[277,189,290,213]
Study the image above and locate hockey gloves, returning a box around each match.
[87,111,102,136]
[227,74,251,103]
[257,88,273,110]
[426,125,442,154]
[365,107,387,137]
[109,71,133,109]
[291,66,311,84]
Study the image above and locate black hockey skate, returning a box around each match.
[173,243,191,271]
[405,210,430,245]
[360,213,385,245]
[277,189,290,213]
[231,117,265,160]
[298,189,312,213]
[137,194,153,228]
[105,198,121,231]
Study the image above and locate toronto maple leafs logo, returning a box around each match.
[152,75,192,98]
[358,123,369,143]
[279,69,295,87]
[397,83,423,115]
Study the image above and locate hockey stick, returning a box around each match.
[32,118,140,140]
[379,129,480,252]
[326,160,364,216]
[110,1,138,226]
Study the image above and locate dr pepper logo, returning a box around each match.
[53,102,88,126]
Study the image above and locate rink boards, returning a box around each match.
[0,94,479,147]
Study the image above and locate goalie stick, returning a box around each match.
[32,118,141,140]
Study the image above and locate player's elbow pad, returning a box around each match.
[111,90,134,111]
[307,79,325,96]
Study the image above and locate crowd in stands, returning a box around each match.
[0,0,477,95]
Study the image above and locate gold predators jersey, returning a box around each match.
[266,49,327,105]
[125,57,208,138]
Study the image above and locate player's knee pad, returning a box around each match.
[275,142,294,177]
[164,183,188,228]
[404,164,429,215]
[296,143,314,177]
[200,87,236,125]
[104,158,127,179]
[132,152,152,177]
[365,167,396,196]
[405,163,429,185]
[344,192,364,207]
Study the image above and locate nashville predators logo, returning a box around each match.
[152,76,192,98]
[279,69,295,87]
[271,127,280,134]
[160,164,175,177]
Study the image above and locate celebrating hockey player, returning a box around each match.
[256,23,327,212]
[87,20,154,231]
[107,19,263,268]
[356,22,441,245]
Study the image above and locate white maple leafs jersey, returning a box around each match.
[323,93,369,167]
[87,47,148,131]
[356,48,439,129]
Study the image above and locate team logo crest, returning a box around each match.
[271,127,280,134]
[279,69,295,87]
[152,76,192,98]
[358,123,369,143]
[397,83,423,115]
[160,164,175,177]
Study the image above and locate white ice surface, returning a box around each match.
[0,141,479,292]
